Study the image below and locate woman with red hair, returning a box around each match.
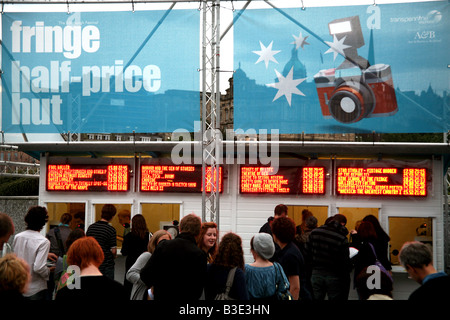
[197,222,218,263]
[55,237,127,300]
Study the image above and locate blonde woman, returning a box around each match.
[0,254,30,301]
[126,230,171,300]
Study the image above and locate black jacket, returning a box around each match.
[409,273,450,301]
[140,232,207,300]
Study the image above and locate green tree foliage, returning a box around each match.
[0,177,39,196]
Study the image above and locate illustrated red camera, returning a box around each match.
[315,65,398,123]
[314,16,398,123]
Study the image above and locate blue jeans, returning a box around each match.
[311,271,350,301]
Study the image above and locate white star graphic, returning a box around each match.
[291,32,310,50]
[253,41,281,69]
[267,67,306,106]
[324,35,351,61]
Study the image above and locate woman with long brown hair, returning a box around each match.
[121,214,150,296]
[204,232,248,300]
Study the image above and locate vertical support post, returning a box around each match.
[202,0,221,225]
[444,166,450,273]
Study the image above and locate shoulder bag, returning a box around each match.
[274,262,293,301]
[368,243,393,282]
[214,267,237,300]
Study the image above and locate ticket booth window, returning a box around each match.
[338,207,379,238]
[94,204,132,249]
[141,203,180,237]
[288,205,328,228]
[46,202,86,232]
[388,217,433,266]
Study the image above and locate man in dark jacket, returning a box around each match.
[399,241,450,301]
[140,214,207,300]
[305,214,351,301]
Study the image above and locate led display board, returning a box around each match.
[336,167,427,196]
[140,165,223,193]
[240,166,326,194]
[47,164,129,191]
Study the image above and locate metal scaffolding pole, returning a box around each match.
[201,0,221,225]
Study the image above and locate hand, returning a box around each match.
[48,252,58,261]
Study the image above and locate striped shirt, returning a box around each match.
[305,221,351,275]
[86,221,117,274]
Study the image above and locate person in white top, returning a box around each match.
[13,206,56,300]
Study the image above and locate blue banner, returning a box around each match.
[233,1,449,134]
[2,10,199,134]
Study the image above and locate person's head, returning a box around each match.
[213,232,245,270]
[250,233,275,260]
[324,216,334,225]
[357,221,377,242]
[0,253,30,294]
[67,236,104,271]
[24,206,48,231]
[274,204,288,218]
[271,216,296,245]
[101,204,117,222]
[355,266,393,300]
[301,209,313,222]
[118,210,131,225]
[198,222,218,256]
[73,211,85,230]
[148,230,172,254]
[59,213,72,225]
[0,213,14,248]
[332,214,347,226]
[179,214,202,237]
[363,215,390,241]
[305,216,318,230]
[399,241,434,283]
[131,214,149,239]
[65,228,86,251]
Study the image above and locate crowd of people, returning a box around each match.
[0,204,449,302]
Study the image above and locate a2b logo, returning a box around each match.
[415,31,436,40]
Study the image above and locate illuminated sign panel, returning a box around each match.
[47,164,129,191]
[337,167,427,196]
[240,166,325,194]
[140,165,223,193]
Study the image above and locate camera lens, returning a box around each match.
[328,81,375,123]
[340,97,356,113]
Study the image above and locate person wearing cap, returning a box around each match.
[245,233,289,301]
